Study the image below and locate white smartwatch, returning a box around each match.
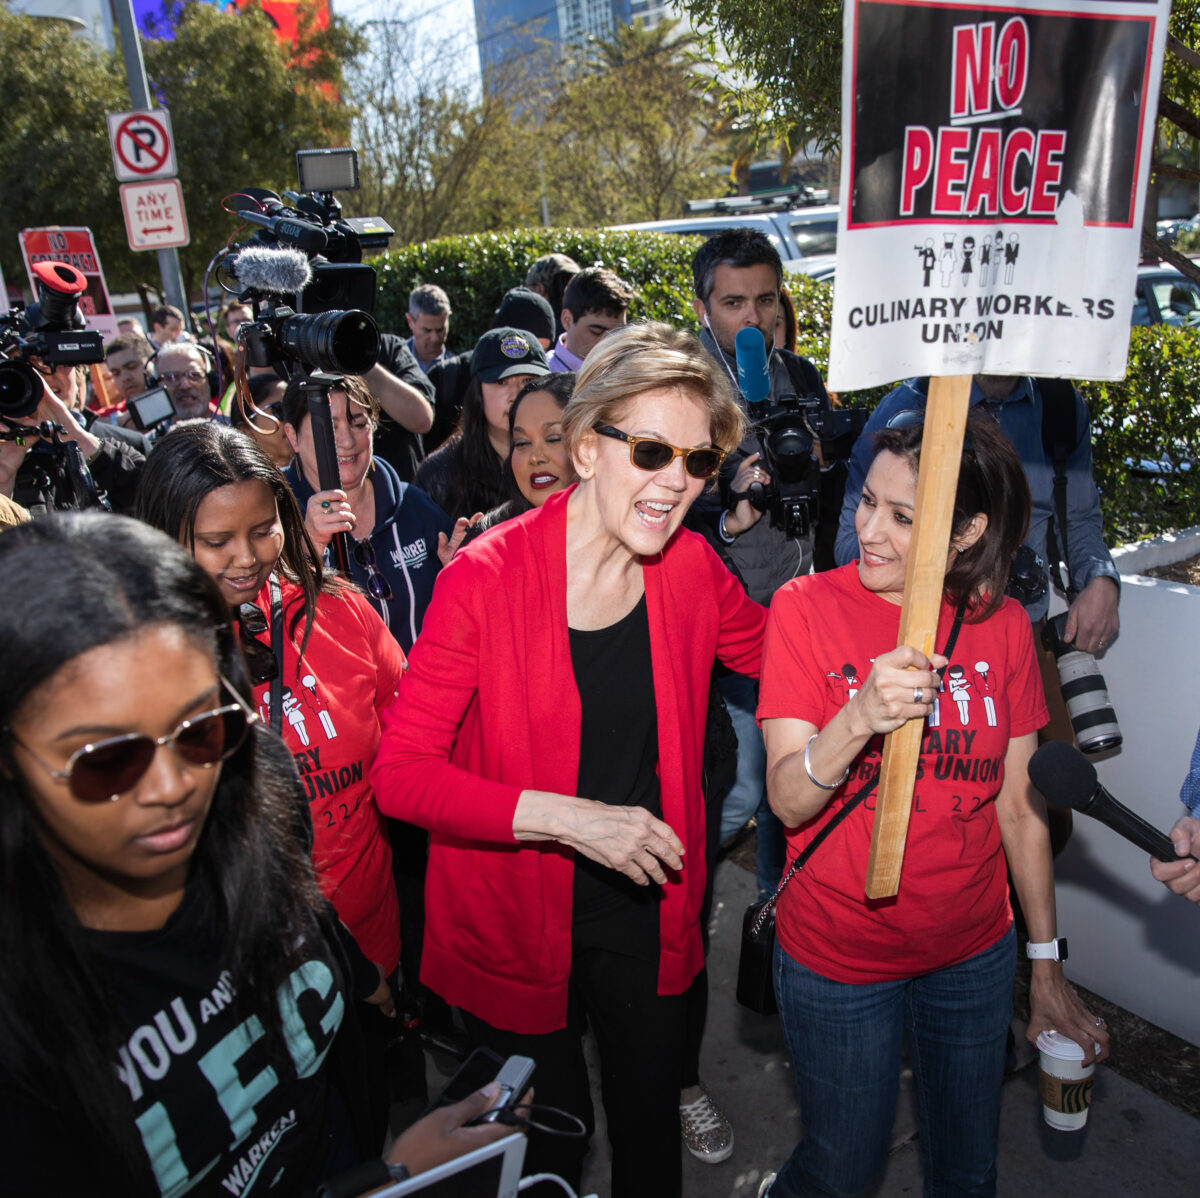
[1025,937,1068,962]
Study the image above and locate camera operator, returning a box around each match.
[366,333,436,483]
[1,365,146,515]
[690,227,833,1009]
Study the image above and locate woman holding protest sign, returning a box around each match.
[757,411,1108,1198]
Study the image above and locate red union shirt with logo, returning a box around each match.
[757,566,1047,982]
[248,576,405,973]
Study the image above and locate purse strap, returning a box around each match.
[751,600,968,937]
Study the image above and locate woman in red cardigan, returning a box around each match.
[373,322,766,1197]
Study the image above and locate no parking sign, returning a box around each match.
[106,109,177,183]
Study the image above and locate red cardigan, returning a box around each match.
[372,487,766,1033]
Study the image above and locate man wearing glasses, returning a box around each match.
[153,340,226,425]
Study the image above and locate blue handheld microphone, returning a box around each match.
[734,327,770,413]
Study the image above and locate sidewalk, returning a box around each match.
[575,856,1197,1198]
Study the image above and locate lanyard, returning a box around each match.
[268,573,284,735]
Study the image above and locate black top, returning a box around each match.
[569,594,662,960]
[372,333,436,482]
[0,874,367,1196]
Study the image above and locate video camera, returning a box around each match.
[0,261,104,420]
[744,399,867,540]
[732,326,866,540]
[215,148,392,574]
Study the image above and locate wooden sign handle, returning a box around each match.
[864,374,972,899]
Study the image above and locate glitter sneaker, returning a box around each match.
[680,1086,734,1164]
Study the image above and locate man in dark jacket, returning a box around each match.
[691,228,834,895]
[1,365,145,515]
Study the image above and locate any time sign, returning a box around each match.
[119,179,191,251]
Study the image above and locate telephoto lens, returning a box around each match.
[1041,613,1122,753]
[278,309,379,376]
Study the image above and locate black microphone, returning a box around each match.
[239,210,328,256]
[1028,741,1197,863]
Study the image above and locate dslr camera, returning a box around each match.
[0,261,104,421]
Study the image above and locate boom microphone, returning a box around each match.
[230,245,314,296]
[239,209,329,255]
[735,326,771,411]
[1028,740,1197,863]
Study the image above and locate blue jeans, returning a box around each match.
[769,925,1015,1198]
[717,673,785,896]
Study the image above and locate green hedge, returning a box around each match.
[373,229,1200,546]
[374,228,703,344]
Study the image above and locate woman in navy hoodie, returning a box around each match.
[281,375,452,656]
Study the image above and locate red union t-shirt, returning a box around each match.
[757,565,1047,983]
[248,576,405,973]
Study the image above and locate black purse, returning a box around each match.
[736,777,876,1014]
[736,604,967,1015]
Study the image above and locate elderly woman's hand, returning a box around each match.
[847,646,949,738]
[303,488,355,553]
[514,791,684,885]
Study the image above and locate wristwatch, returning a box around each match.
[1025,937,1068,962]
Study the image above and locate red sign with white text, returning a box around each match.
[18,227,119,344]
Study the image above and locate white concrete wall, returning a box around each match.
[1051,527,1200,1047]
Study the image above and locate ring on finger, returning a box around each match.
[913,686,923,704]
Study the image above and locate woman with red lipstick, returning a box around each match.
[756,412,1108,1198]
[466,374,578,539]
[135,422,405,983]
[374,322,767,1198]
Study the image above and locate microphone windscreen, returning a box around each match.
[231,245,313,295]
[735,327,771,405]
[1028,740,1098,812]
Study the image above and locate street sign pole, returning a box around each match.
[111,0,188,317]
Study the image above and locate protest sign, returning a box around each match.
[18,227,119,344]
[829,0,1171,390]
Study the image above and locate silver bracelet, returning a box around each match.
[718,509,736,543]
[804,733,849,791]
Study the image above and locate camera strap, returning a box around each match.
[268,573,284,735]
[1038,378,1079,601]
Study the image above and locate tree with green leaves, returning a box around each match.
[0,1,360,299]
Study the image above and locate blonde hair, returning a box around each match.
[561,321,744,458]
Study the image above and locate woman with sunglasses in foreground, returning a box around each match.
[280,375,453,655]
[0,514,520,1194]
[373,323,767,1197]
[135,421,404,984]
[756,412,1109,1198]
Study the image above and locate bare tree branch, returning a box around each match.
[1142,232,1200,286]
[1168,32,1200,73]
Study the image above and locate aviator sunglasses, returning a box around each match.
[352,538,394,602]
[9,680,258,803]
[594,425,725,479]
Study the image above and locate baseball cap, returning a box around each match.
[491,287,555,344]
[473,328,550,383]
